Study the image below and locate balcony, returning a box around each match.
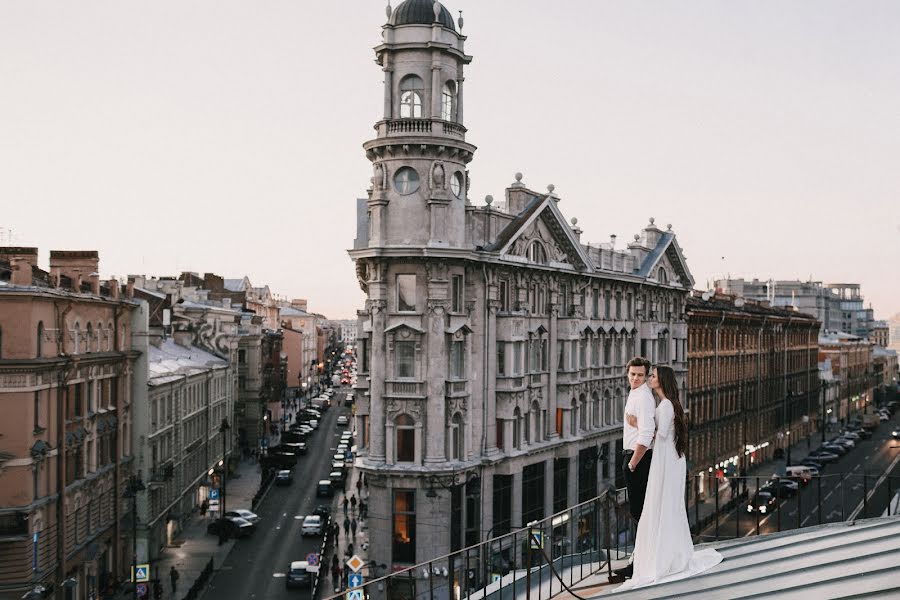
[445,380,468,397]
[495,376,526,391]
[377,118,468,139]
[385,380,425,398]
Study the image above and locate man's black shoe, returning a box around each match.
[613,564,633,579]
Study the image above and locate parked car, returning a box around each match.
[747,491,776,514]
[301,515,324,536]
[285,442,308,455]
[332,460,346,473]
[840,431,861,441]
[329,471,345,487]
[308,419,319,430]
[275,470,294,486]
[820,443,847,456]
[286,561,312,589]
[830,437,855,449]
[316,480,334,498]
[207,516,254,538]
[313,504,331,520]
[878,413,890,422]
[225,509,260,525]
[808,450,839,463]
[799,458,825,471]
[337,415,349,426]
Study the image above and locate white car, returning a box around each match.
[309,419,319,430]
[301,515,323,536]
[225,509,260,524]
[337,415,349,426]
[840,431,861,440]
[834,437,855,448]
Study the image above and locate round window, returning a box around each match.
[393,167,420,195]
[450,171,464,198]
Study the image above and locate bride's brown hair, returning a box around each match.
[655,366,688,458]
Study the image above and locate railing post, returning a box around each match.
[840,475,845,521]
[797,478,802,531]
[428,561,434,600]
[525,530,531,600]
[755,477,760,535]
[817,475,822,525]
[863,472,868,519]
[735,478,741,539]
[694,475,703,543]
[889,477,894,516]
[714,473,720,541]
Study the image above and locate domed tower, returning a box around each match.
[365,0,475,248]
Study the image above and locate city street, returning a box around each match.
[205,390,352,600]
[699,413,900,541]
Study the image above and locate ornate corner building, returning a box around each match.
[348,0,695,567]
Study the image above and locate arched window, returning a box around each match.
[73,322,81,354]
[592,392,600,428]
[85,323,93,353]
[527,241,547,265]
[512,407,521,450]
[36,321,44,358]
[107,321,114,351]
[615,388,624,422]
[532,401,542,442]
[658,267,668,284]
[603,389,612,426]
[450,413,463,460]
[399,75,424,118]
[441,81,456,121]
[579,394,587,431]
[396,414,415,462]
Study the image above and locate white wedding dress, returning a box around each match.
[615,398,723,591]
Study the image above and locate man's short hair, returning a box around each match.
[626,357,651,373]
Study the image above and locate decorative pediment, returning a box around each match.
[637,232,695,288]
[488,197,593,271]
[446,322,473,336]
[384,320,425,335]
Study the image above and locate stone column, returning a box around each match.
[485,299,500,455]
[425,297,450,464]
[431,60,442,119]
[383,56,393,119]
[544,457,555,518]
[456,76,464,124]
[369,298,387,462]
[548,303,559,438]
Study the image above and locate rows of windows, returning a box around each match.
[497,334,637,376]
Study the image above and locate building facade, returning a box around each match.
[134,331,232,563]
[349,0,694,569]
[279,303,321,398]
[684,293,820,497]
[871,320,890,349]
[818,331,875,426]
[0,248,139,600]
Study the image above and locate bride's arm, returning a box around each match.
[656,400,675,440]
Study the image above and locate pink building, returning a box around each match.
[0,248,139,600]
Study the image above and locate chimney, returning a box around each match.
[291,299,308,311]
[49,250,99,290]
[1,247,38,286]
[126,277,135,299]
[89,272,100,295]
[108,279,120,300]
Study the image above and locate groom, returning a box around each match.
[615,356,656,580]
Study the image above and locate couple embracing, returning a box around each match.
[614,357,722,591]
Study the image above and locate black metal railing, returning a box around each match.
[322,492,616,600]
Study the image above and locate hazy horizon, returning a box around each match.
[2,1,898,321]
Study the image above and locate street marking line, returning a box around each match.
[847,451,900,521]
[273,573,286,578]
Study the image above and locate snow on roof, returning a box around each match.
[149,338,227,384]
[136,287,166,299]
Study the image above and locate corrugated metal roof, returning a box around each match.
[594,517,900,599]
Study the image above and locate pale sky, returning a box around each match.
[2,1,898,320]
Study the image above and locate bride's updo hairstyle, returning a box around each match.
[655,366,688,458]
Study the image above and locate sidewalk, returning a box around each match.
[152,458,262,599]
[326,463,371,595]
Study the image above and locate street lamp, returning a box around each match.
[219,417,231,512]
[123,474,146,600]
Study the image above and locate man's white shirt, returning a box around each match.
[623,384,656,452]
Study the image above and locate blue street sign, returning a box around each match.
[136,583,148,597]
[348,573,364,588]
[208,488,220,500]
[346,590,363,600]
[132,564,150,582]
[306,552,319,566]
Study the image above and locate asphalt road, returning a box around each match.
[699,411,900,541]
[206,389,353,600]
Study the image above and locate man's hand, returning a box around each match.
[626,413,637,428]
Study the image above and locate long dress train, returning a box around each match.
[615,398,722,591]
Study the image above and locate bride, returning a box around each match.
[617,365,722,591]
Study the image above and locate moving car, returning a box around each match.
[286,561,312,589]
[207,516,254,538]
[225,509,260,525]
[760,478,799,499]
[275,470,294,486]
[337,415,349,426]
[313,504,331,520]
[747,491,776,514]
[316,480,334,498]
[301,515,324,536]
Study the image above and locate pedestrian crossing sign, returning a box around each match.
[529,530,543,550]
[132,564,150,583]
[347,591,363,600]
